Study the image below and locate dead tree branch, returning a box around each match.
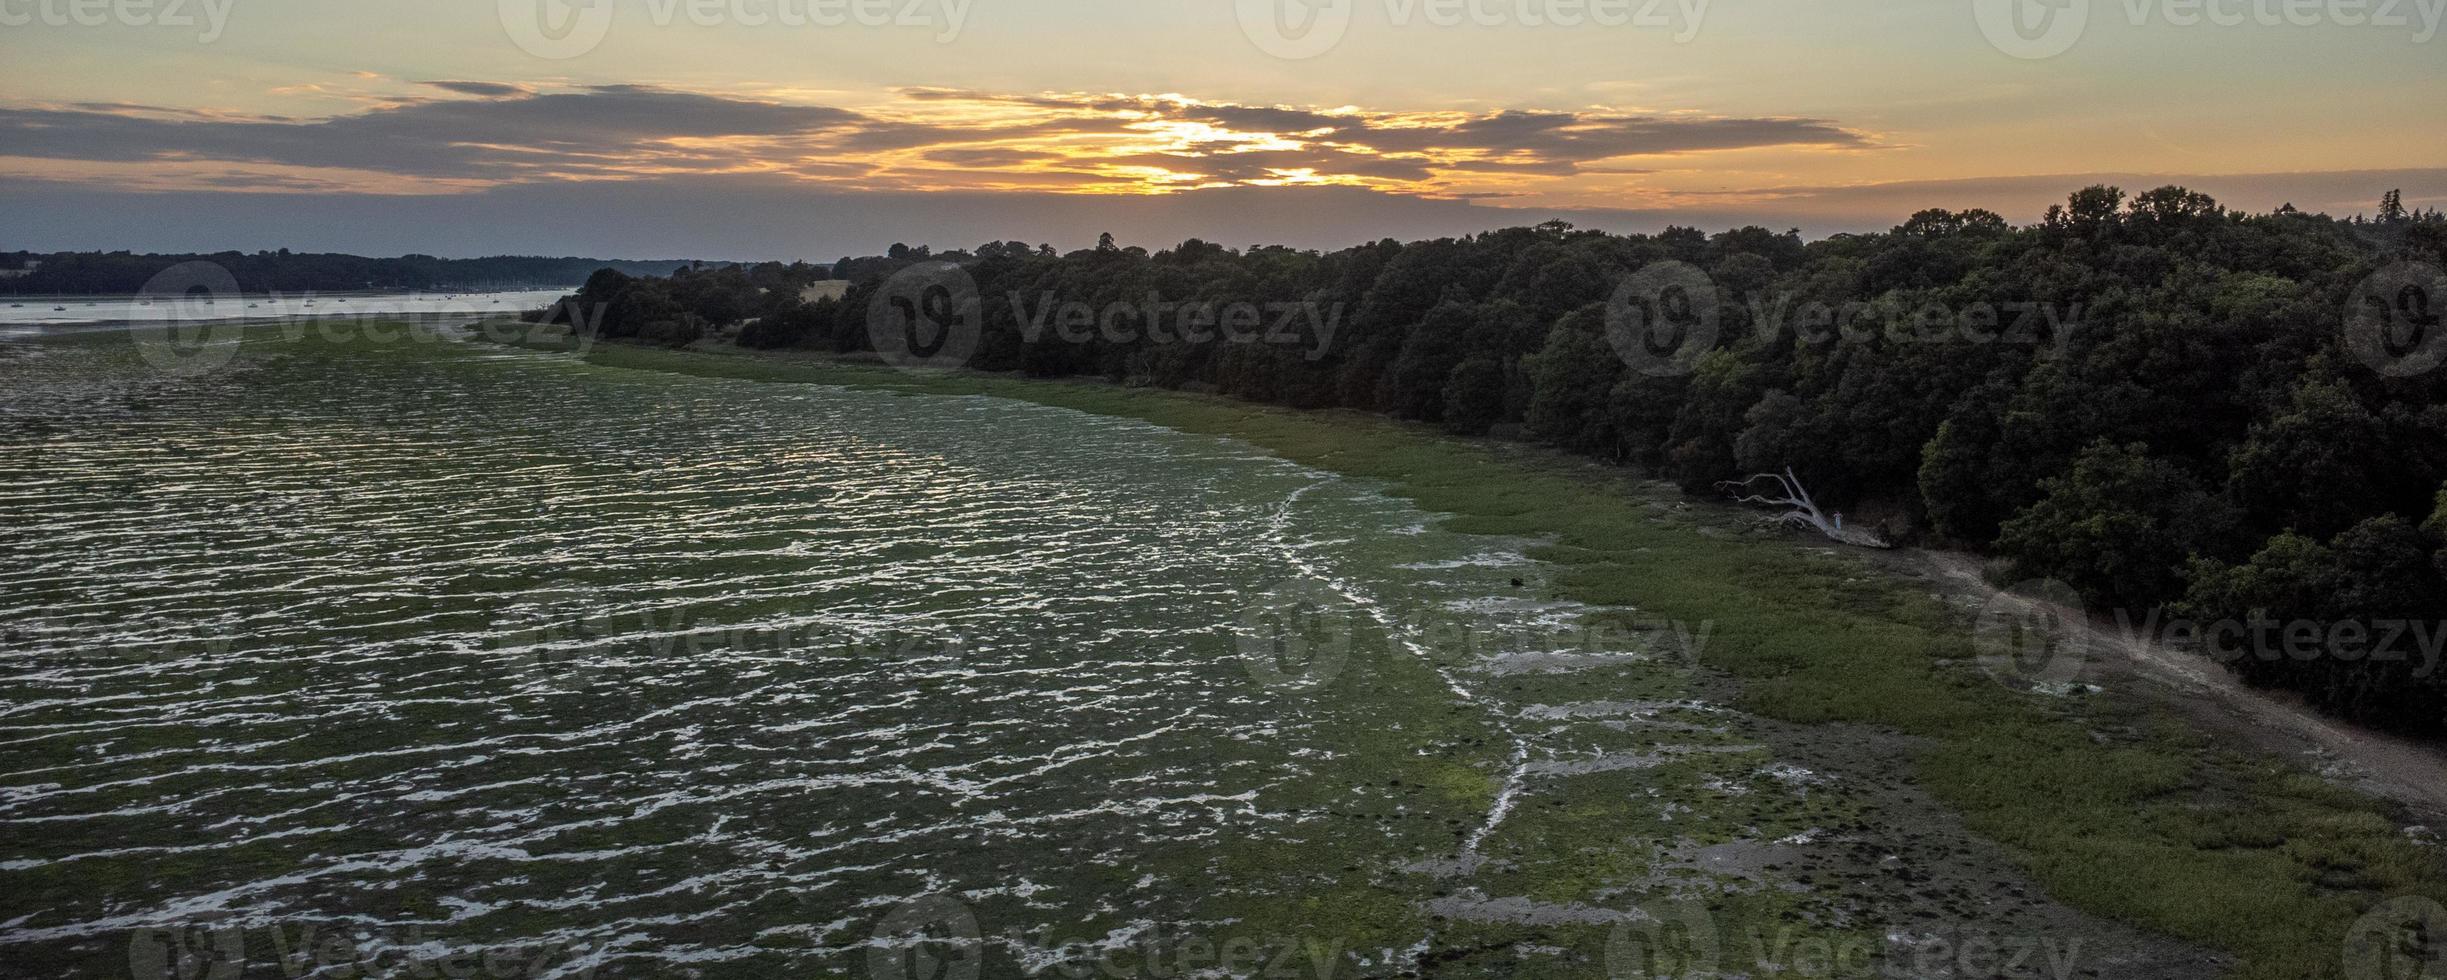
[1715,467,1891,548]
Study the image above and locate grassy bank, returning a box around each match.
[505,330,2440,977]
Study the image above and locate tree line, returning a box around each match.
[538,189,2447,735]
[0,249,706,295]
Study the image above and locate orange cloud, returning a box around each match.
[0,85,1884,205]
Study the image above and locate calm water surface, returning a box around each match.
[0,290,574,329]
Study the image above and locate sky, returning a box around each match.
[1,0,2441,258]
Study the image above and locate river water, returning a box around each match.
[0,325,1703,977]
[0,290,574,330]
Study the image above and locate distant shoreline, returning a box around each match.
[0,288,573,330]
[0,287,577,298]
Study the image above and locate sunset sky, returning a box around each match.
[4,0,2441,257]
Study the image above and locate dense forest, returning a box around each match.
[538,188,2447,735]
[0,250,705,294]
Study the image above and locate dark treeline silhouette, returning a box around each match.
[531,261,840,347]
[0,249,706,294]
[542,188,2447,734]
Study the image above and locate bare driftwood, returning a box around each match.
[1716,468,1891,549]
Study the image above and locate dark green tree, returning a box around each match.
[1997,440,2237,607]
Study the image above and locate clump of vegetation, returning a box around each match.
[533,263,838,348]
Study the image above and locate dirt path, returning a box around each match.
[1904,550,2447,827]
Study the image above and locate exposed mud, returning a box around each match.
[1901,550,2447,827]
[1675,667,2232,979]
